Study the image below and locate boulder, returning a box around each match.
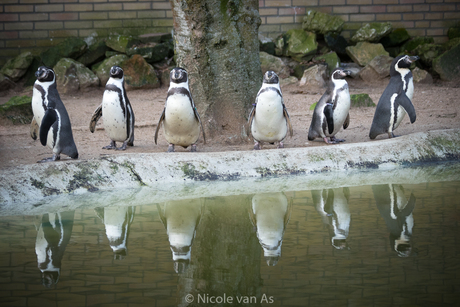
[105,35,140,53]
[158,65,175,88]
[360,55,394,81]
[126,42,173,64]
[412,67,433,84]
[350,94,375,107]
[0,73,15,92]
[447,26,460,40]
[40,37,87,68]
[346,42,389,66]
[0,52,34,82]
[302,10,344,35]
[0,95,33,124]
[280,76,298,87]
[139,32,172,44]
[94,54,129,86]
[22,56,42,87]
[299,64,327,93]
[324,33,349,58]
[351,22,393,43]
[54,58,99,94]
[285,29,317,62]
[401,36,434,53]
[259,34,276,55]
[340,63,362,79]
[293,63,309,79]
[314,52,340,75]
[444,37,460,50]
[274,34,288,57]
[413,43,446,67]
[121,55,160,90]
[259,52,290,79]
[432,41,460,81]
[77,40,109,67]
[380,28,411,48]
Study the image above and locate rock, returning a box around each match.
[285,29,317,62]
[0,95,33,124]
[412,67,433,84]
[274,34,288,57]
[54,58,99,94]
[350,94,375,107]
[105,35,140,53]
[413,43,446,67]
[340,63,362,78]
[139,32,172,44]
[0,52,34,82]
[380,28,411,48]
[346,42,389,66]
[259,34,276,55]
[401,36,434,53]
[127,42,173,64]
[280,76,298,87]
[293,64,309,79]
[0,73,15,92]
[299,64,327,93]
[432,41,460,81]
[324,33,349,58]
[314,52,340,75]
[121,54,160,90]
[94,54,129,86]
[351,22,393,43]
[444,37,460,50]
[76,40,109,67]
[259,52,290,79]
[360,55,394,80]
[302,10,344,35]
[448,26,460,40]
[40,37,87,68]
[158,65,174,88]
[22,56,42,87]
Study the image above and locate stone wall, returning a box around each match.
[1,0,459,65]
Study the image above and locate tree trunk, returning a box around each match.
[170,0,262,142]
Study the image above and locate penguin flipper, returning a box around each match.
[343,113,350,130]
[39,108,58,146]
[283,104,294,137]
[154,108,165,145]
[156,204,167,228]
[193,107,206,144]
[30,117,39,140]
[397,94,416,123]
[89,104,102,133]
[323,103,334,135]
[248,104,256,126]
[401,193,416,217]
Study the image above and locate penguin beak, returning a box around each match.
[407,56,419,63]
[35,70,40,78]
[342,70,351,76]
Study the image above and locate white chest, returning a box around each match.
[252,91,287,142]
[163,94,200,146]
[32,86,47,125]
[102,91,128,141]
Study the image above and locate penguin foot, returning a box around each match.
[37,154,60,163]
[277,142,284,149]
[103,141,117,150]
[253,142,261,150]
[167,144,175,152]
[191,144,197,152]
[388,132,398,138]
[330,136,345,143]
[116,141,128,151]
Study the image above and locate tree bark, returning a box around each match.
[170,0,262,142]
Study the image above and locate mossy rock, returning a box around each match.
[413,43,446,67]
[447,27,460,40]
[0,95,33,125]
[40,37,88,68]
[401,37,434,53]
[351,22,393,43]
[302,10,344,35]
[285,29,318,62]
[314,52,340,75]
[106,35,140,53]
[0,52,34,81]
[121,54,160,90]
[350,94,375,107]
[380,28,411,48]
[76,40,109,67]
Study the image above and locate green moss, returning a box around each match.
[0,95,33,124]
[309,102,317,110]
[350,94,375,107]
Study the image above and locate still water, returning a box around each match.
[0,172,459,306]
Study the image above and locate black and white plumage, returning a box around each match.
[312,188,351,250]
[31,66,78,162]
[157,199,204,273]
[308,68,351,144]
[249,192,292,266]
[35,211,74,288]
[373,184,416,257]
[248,71,293,150]
[369,55,418,139]
[154,67,205,152]
[89,66,135,150]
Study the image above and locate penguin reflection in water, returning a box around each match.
[372,184,416,257]
[369,55,418,139]
[155,67,206,152]
[249,70,293,150]
[35,211,74,288]
[94,206,135,260]
[308,68,351,144]
[157,198,204,273]
[312,188,351,250]
[89,66,135,150]
[249,192,292,266]
[31,66,78,162]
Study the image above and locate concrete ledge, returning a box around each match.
[1,129,459,209]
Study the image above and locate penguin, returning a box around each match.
[157,198,204,273]
[154,67,205,152]
[94,206,135,260]
[373,184,416,257]
[369,55,419,139]
[31,66,78,162]
[308,68,351,144]
[35,211,74,288]
[312,188,351,250]
[248,192,292,266]
[248,70,293,150]
[89,66,135,150]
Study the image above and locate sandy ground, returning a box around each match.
[0,77,459,171]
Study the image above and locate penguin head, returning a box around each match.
[110,66,124,79]
[263,70,279,84]
[331,68,350,81]
[41,271,60,288]
[170,67,188,84]
[35,66,55,83]
[391,55,419,76]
